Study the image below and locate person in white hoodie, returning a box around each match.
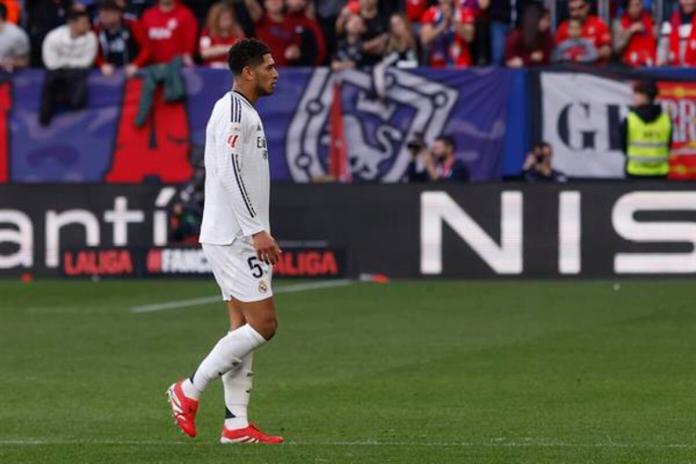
[39,9,98,125]
[42,9,97,70]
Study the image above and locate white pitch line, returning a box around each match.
[129,279,354,314]
[0,439,694,449]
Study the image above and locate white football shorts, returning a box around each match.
[202,239,274,303]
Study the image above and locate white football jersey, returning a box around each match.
[199,90,270,245]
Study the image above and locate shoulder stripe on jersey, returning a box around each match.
[230,95,237,122]
[230,94,242,124]
[231,154,256,218]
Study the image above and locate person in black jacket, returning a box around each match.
[522,142,566,182]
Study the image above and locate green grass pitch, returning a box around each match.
[1,279,695,463]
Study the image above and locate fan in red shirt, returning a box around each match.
[199,1,245,68]
[140,0,197,65]
[243,0,300,67]
[555,0,611,62]
[405,0,429,23]
[420,0,474,68]
[614,0,656,67]
[286,0,327,66]
[657,0,696,66]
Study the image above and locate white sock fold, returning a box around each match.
[183,324,266,399]
[222,351,253,429]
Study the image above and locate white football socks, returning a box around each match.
[182,324,266,400]
[222,351,254,429]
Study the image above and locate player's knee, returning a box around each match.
[254,316,277,341]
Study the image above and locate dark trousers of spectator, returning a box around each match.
[39,69,89,126]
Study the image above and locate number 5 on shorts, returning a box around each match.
[247,257,263,279]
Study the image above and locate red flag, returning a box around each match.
[328,81,351,182]
[0,82,10,183]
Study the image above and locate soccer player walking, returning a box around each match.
[167,39,283,444]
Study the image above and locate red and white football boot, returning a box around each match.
[166,381,199,438]
[220,423,284,444]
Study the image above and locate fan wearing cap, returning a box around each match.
[95,0,150,77]
[620,80,672,179]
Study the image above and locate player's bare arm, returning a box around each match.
[252,230,282,265]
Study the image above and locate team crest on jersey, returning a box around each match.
[258,280,268,293]
[286,68,458,182]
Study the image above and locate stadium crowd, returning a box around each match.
[0,0,695,74]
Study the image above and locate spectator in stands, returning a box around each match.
[505,4,554,67]
[420,0,455,67]
[372,12,418,98]
[555,0,611,63]
[0,3,30,72]
[336,0,389,66]
[620,80,672,179]
[614,0,656,67]
[332,13,366,70]
[243,0,300,67]
[478,0,509,65]
[199,1,245,68]
[382,12,418,67]
[42,8,97,69]
[315,0,345,59]
[95,0,149,77]
[405,132,430,182]
[522,142,566,182]
[452,7,477,67]
[657,0,696,66]
[286,0,328,66]
[0,0,21,24]
[476,0,535,65]
[465,0,491,66]
[40,9,97,124]
[420,0,475,68]
[425,135,470,182]
[140,0,197,65]
[552,18,599,63]
[26,0,73,67]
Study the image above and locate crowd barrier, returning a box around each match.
[3,66,696,183]
[2,182,696,278]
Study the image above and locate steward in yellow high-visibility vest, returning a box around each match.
[620,80,672,179]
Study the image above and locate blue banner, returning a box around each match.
[4,67,509,183]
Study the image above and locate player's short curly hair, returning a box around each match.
[228,39,271,76]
